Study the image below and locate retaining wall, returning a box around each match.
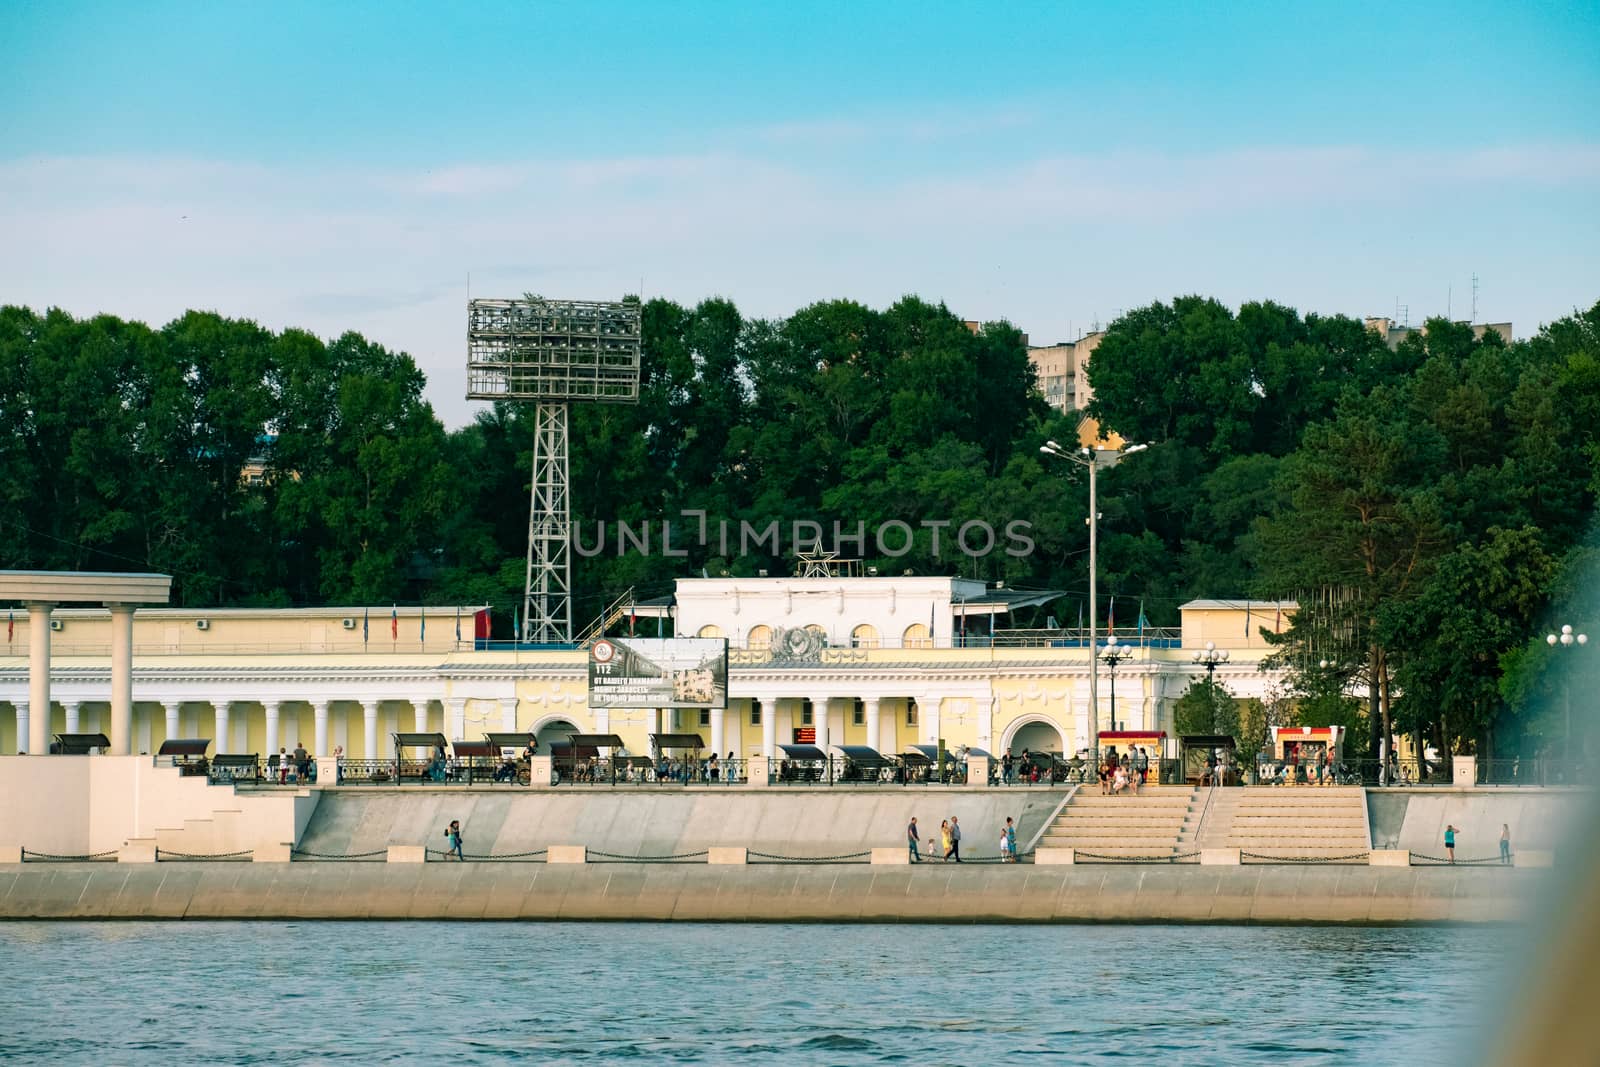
[1366,789,1584,857]
[0,862,1538,923]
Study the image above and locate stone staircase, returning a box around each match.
[1189,786,1371,859]
[1038,786,1197,858]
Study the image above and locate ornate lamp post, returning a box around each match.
[1192,642,1229,732]
[1102,637,1135,732]
[1546,624,1589,745]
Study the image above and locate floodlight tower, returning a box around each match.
[467,296,642,643]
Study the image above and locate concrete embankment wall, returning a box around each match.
[297,789,1069,859]
[1366,790,1584,856]
[0,862,1538,923]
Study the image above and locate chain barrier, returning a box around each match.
[588,850,709,863]
[290,848,388,861]
[155,848,254,861]
[748,850,872,864]
[1240,851,1371,864]
[1411,853,1506,866]
[423,848,551,861]
[1072,851,1201,864]
[20,847,119,862]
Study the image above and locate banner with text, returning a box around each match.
[588,637,729,709]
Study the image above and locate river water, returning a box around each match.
[1,922,1503,1065]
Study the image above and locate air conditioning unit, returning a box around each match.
[342,618,357,630]
[50,619,64,632]
[195,619,210,631]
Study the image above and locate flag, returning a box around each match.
[1137,599,1149,639]
[1275,604,1282,632]
[513,605,520,642]
[362,607,369,645]
[455,606,462,643]
[629,600,636,637]
[1244,599,1251,637]
[6,609,11,644]
[390,604,398,641]
[1107,596,1115,634]
[419,605,425,644]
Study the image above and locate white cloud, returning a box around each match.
[1,143,1595,426]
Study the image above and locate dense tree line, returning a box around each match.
[2,294,1596,760]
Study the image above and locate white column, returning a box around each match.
[761,697,777,759]
[413,700,428,733]
[63,700,80,735]
[922,695,940,746]
[164,701,182,742]
[27,602,53,755]
[363,700,380,759]
[498,697,517,733]
[14,700,28,755]
[215,701,232,754]
[710,705,725,761]
[313,700,330,756]
[445,698,467,740]
[264,701,281,757]
[864,698,881,753]
[813,696,830,750]
[108,603,134,755]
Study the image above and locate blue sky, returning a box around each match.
[3,0,1597,425]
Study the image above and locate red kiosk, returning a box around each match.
[1096,730,1168,784]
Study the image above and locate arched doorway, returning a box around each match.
[534,717,580,749]
[1005,717,1067,755]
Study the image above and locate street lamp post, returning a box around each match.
[1192,641,1229,732]
[1102,637,1134,732]
[1545,623,1589,746]
[1040,438,1147,745]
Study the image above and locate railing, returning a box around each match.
[213,757,319,785]
[1253,758,1446,787]
[1476,758,1587,787]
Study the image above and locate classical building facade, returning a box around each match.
[0,582,1294,761]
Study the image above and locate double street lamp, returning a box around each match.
[1193,641,1229,733]
[1546,624,1589,743]
[1039,438,1147,742]
[1102,637,1134,731]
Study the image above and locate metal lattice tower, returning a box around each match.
[467,296,641,643]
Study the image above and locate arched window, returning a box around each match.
[902,623,932,649]
[851,624,880,649]
[747,624,772,651]
[697,624,724,639]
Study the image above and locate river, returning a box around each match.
[1,921,1504,1064]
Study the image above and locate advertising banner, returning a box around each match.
[588,637,729,709]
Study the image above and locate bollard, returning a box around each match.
[316,756,340,787]
[529,755,554,787]
[1200,848,1241,866]
[386,845,427,863]
[708,847,747,865]
[547,845,586,864]
[745,755,770,789]
[870,847,910,865]
[118,841,157,863]
[967,755,990,789]
[1034,847,1075,865]
[0,845,21,864]
[1368,850,1411,867]
[253,843,293,863]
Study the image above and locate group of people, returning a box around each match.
[906,815,1019,862]
[1260,744,1343,786]
[1099,748,1152,795]
[271,742,313,783]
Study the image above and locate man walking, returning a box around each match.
[907,817,921,863]
[949,816,962,862]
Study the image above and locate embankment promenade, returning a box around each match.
[0,861,1539,924]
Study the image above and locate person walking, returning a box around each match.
[949,816,962,862]
[908,817,921,863]
[1004,816,1017,863]
[445,819,465,861]
[1135,746,1149,784]
[1444,824,1457,865]
[1499,824,1512,866]
[940,819,953,861]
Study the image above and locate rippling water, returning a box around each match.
[1,922,1504,1065]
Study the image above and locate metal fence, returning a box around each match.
[1475,758,1586,787]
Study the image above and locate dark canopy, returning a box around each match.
[451,741,497,759]
[53,733,110,754]
[567,733,625,748]
[211,753,259,770]
[483,731,536,749]
[156,738,211,757]
[393,732,447,751]
[835,744,893,764]
[650,733,704,750]
[778,744,828,760]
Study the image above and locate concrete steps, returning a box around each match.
[1191,787,1372,858]
[1044,786,1196,858]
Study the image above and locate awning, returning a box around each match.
[211,754,258,770]
[567,733,625,748]
[1179,734,1237,748]
[451,741,498,759]
[650,733,705,750]
[835,745,895,766]
[952,588,1066,616]
[778,744,828,760]
[548,741,600,759]
[156,738,212,757]
[483,731,535,749]
[392,732,447,751]
[53,733,110,754]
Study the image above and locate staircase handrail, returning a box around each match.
[577,586,637,647]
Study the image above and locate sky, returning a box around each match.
[2,0,1597,427]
